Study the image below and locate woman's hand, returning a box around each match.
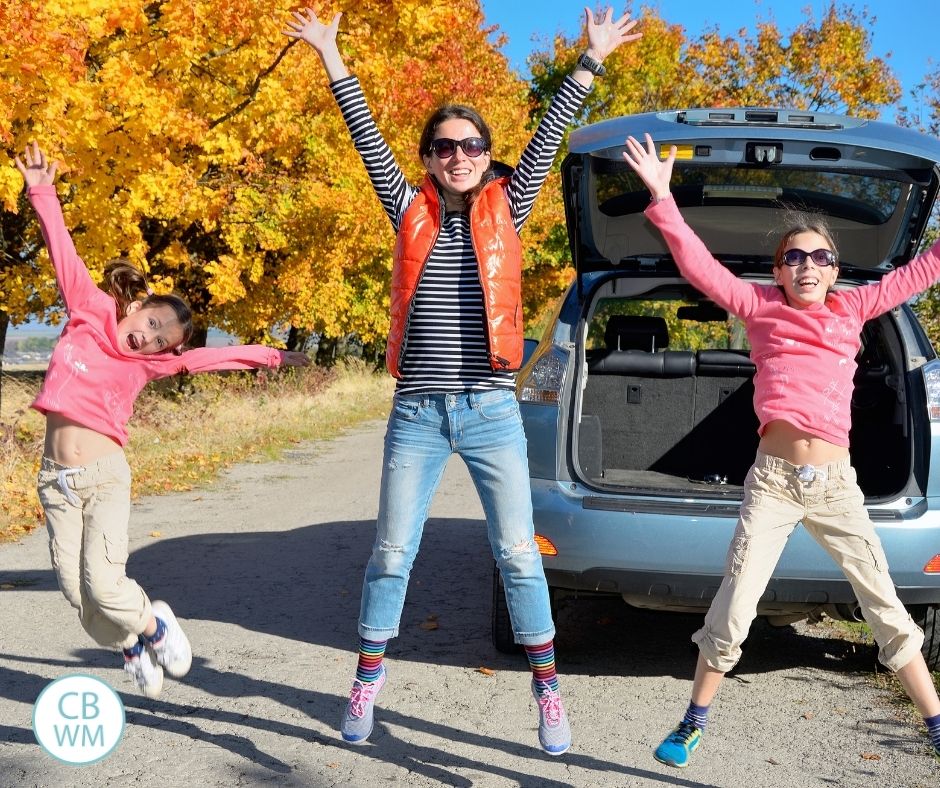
[283,7,348,81]
[284,7,340,54]
[585,7,642,61]
[14,142,59,189]
[622,134,676,201]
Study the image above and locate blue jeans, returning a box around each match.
[359,389,555,646]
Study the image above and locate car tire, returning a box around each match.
[491,564,522,654]
[908,605,940,671]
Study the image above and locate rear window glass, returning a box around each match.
[594,162,905,225]
[586,297,749,352]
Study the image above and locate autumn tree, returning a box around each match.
[0,0,530,361]
[521,3,903,315]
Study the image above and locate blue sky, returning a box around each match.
[480,1,938,119]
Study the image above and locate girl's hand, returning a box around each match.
[280,350,312,367]
[585,7,642,61]
[283,7,341,55]
[14,142,59,189]
[622,134,675,201]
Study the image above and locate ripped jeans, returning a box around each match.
[693,451,923,673]
[358,390,555,645]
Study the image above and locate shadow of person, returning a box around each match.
[0,653,720,788]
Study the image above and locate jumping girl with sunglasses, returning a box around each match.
[284,5,641,754]
[16,143,310,699]
[622,133,940,768]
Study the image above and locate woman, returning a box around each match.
[285,5,640,754]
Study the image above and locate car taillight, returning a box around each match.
[518,346,568,404]
[924,362,940,421]
[534,534,558,556]
[925,555,940,574]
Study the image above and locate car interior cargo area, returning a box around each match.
[575,289,912,499]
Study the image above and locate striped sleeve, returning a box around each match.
[330,76,418,231]
[507,75,590,231]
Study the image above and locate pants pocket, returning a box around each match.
[102,531,129,566]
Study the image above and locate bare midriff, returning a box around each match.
[44,412,123,466]
[758,419,849,467]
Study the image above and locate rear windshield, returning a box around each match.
[586,296,749,352]
[594,161,908,225]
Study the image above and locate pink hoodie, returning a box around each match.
[28,185,285,446]
[646,195,940,446]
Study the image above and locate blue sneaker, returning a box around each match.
[654,721,702,768]
[532,681,571,756]
[340,667,386,744]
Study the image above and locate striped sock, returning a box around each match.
[683,701,709,730]
[355,637,387,684]
[143,617,167,646]
[122,637,144,659]
[925,712,940,755]
[524,641,559,694]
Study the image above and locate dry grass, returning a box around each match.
[0,361,394,542]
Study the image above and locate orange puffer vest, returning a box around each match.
[386,174,523,379]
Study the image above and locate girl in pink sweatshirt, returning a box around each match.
[16,143,309,698]
[623,133,940,768]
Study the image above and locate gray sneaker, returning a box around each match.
[340,667,386,744]
[124,643,164,699]
[532,681,571,755]
[150,600,192,678]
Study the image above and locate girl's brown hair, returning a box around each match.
[102,261,194,352]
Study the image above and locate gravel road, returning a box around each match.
[1,420,938,787]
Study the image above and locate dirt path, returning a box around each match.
[1,421,938,787]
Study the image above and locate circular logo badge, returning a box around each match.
[33,674,126,765]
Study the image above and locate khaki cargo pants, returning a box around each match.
[37,453,152,650]
[693,451,924,673]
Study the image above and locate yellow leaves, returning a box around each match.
[205,255,248,305]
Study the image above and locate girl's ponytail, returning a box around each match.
[103,261,149,316]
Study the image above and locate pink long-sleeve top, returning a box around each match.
[28,185,284,446]
[646,195,940,446]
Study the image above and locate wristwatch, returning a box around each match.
[577,52,607,77]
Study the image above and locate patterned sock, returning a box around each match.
[355,637,387,683]
[122,636,145,659]
[524,641,559,694]
[925,712,940,755]
[683,701,709,730]
[143,617,168,646]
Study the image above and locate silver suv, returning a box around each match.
[494,107,940,671]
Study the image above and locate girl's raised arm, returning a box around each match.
[15,143,99,312]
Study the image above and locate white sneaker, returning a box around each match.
[124,644,164,699]
[150,600,192,678]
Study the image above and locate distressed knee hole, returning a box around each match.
[502,539,535,559]
[378,539,405,554]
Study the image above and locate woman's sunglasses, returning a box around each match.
[428,137,488,159]
[781,248,837,267]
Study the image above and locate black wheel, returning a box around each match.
[908,605,940,671]
[491,563,522,654]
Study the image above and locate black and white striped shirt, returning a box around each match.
[331,75,588,394]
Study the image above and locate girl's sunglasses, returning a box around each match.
[429,137,488,159]
[781,248,837,267]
